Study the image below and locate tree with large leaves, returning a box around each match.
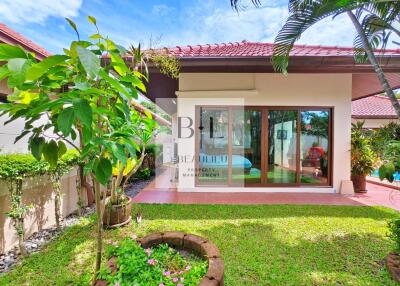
[0,16,157,283]
[230,0,400,118]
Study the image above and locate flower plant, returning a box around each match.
[99,239,207,286]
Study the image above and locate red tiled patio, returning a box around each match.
[132,171,400,211]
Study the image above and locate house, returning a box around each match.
[0,23,51,153]
[146,41,400,193]
[352,95,399,128]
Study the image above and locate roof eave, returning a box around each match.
[148,55,400,73]
[351,115,399,119]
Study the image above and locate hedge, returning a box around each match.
[0,149,79,180]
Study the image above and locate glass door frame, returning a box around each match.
[195,105,333,188]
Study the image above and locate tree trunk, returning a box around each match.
[54,186,61,230]
[347,11,400,118]
[15,179,27,257]
[17,218,26,257]
[75,166,85,216]
[52,175,62,231]
[92,176,103,284]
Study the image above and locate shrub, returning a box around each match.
[379,141,400,182]
[136,167,152,180]
[351,122,377,176]
[388,218,400,253]
[0,150,78,180]
[370,122,400,158]
[0,154,49,179]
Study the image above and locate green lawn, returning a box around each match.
[0,204,398,286]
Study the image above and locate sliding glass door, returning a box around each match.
[300,110,330,184]
[231,108,262,185]
[196,106,332,187]
[198,107,229,185]
[267,110,298,184]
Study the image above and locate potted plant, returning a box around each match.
[102,103,155,228]
[351,122,376,193]
[103,155,144,228]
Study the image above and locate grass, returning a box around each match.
[0,204,399,285]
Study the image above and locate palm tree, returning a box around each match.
[230,0,400,118]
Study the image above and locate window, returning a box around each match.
[196,106,332,187]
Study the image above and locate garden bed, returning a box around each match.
[96,231,223,286]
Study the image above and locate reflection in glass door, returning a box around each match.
[267,110,298,184]
[198,108,229,185]
[231,109,262,185]
[300,110,330,184]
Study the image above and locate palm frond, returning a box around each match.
[273,0,400,73]
[272,0,361,73]
[230,0,261,11]
[354,1,400,62]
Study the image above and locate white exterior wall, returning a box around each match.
[176,73,353,193]
[352,118,399,129]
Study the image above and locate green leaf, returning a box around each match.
[94,157,112,185]
[43,140,59,167]
[110,52,130,76]
[87,16,97,26]
[76,46,100,78]
[65,18,80,40]
[111,143,127,165]
[0,44,27,60]
[7,58,30,87]
[26,55,69,81]
[98,69,130,98]
[70,129,77,141]
[89,33,102,40]
[123,74,146,92]
[58,107,75,136]
[82,125,92,144]
[0,65,10,81]
[58,141,67,157]
[30,137,45,160]
[73,98,92,127]
[74,80,90,90]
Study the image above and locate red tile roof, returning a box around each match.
[352,95,399,119]
[0,23,50,60]
[165,40,400,58]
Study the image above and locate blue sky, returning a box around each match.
[0,0,392,54]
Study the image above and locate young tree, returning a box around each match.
[0,16,154,281]
[230,0,400,118]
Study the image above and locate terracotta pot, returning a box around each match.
[103,197,133,228]
[351,174,367,193]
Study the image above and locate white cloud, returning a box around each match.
[298,14,356,46]
[0,0,82,24]
[152,4,175,17]
[161,5,357,48]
